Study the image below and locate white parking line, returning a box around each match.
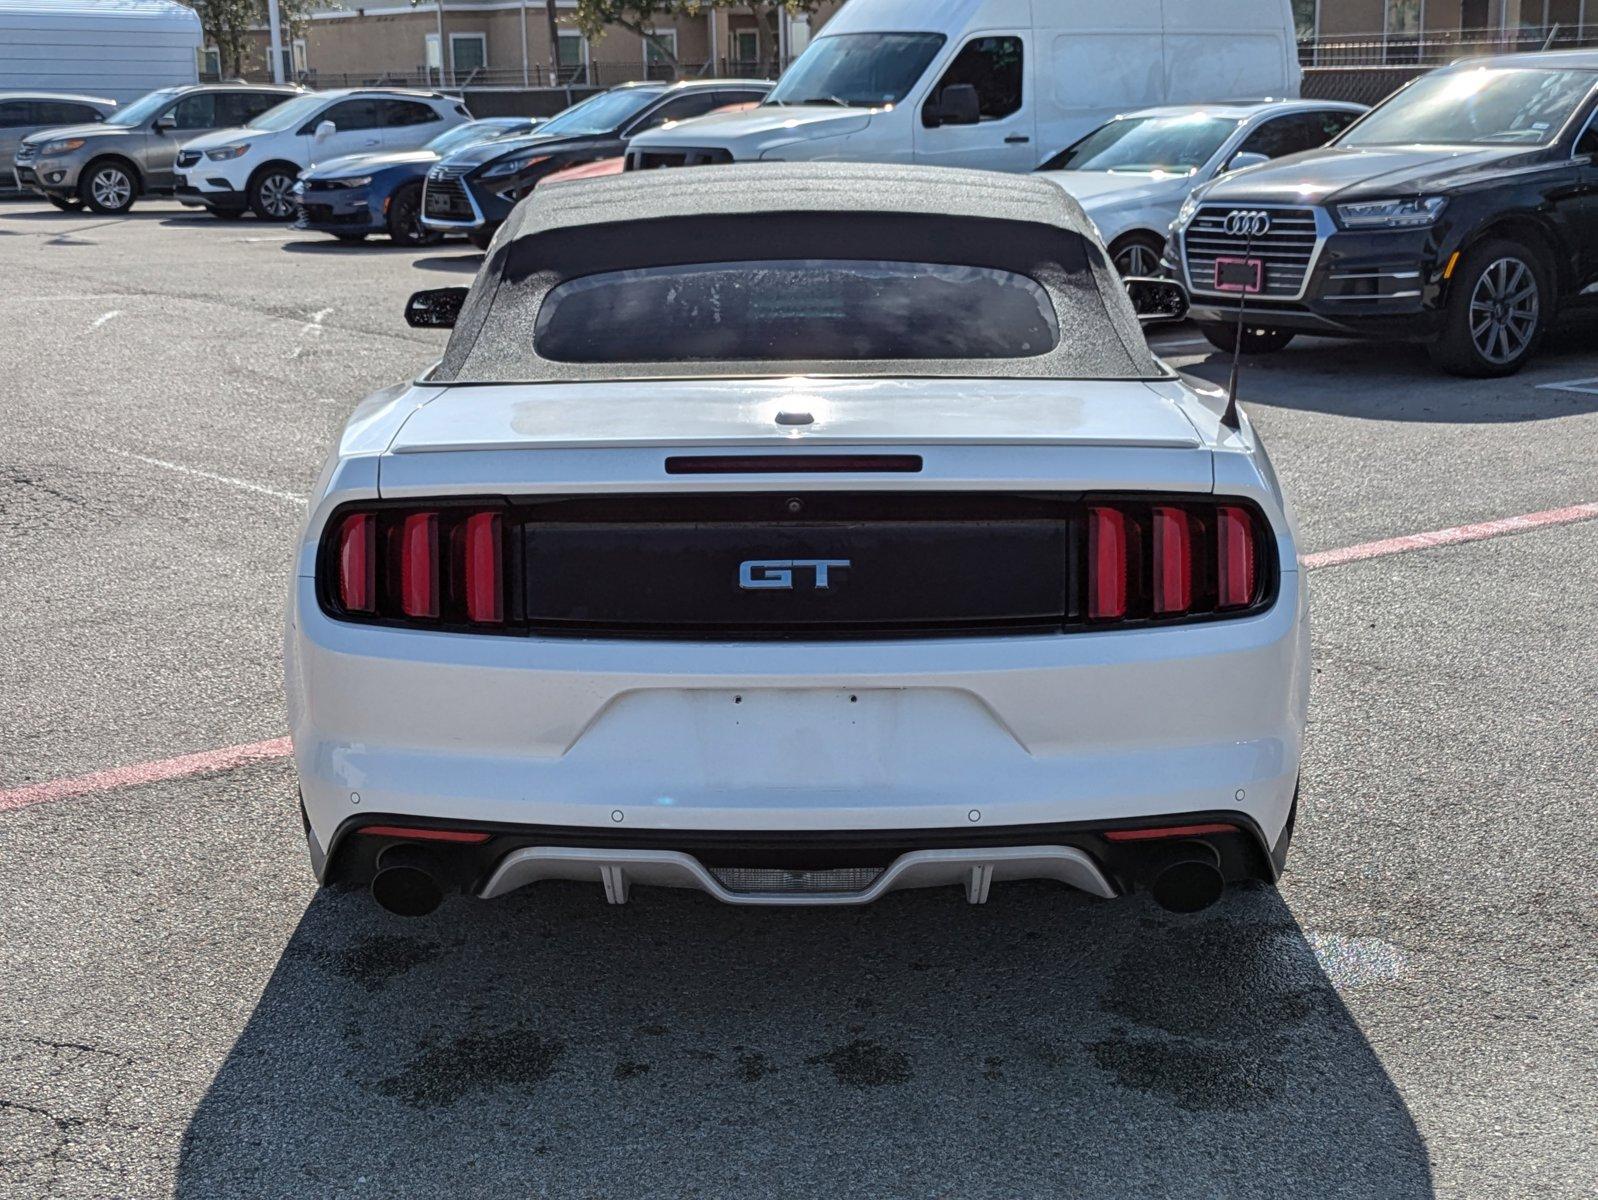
[1534,376,1598,396]
[91,310,122,329]
[108,448,306,506]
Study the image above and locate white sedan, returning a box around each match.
[1037,100,1367,277]
[284,163,1310,919]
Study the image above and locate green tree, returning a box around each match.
[572,0,820,74]
[179,0,315,78]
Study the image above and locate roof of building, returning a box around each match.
[435,161,1164,384]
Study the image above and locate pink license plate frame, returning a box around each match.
[1214,256,1264,293]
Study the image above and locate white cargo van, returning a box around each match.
[626,0,1301,173]
[0,0,202,105]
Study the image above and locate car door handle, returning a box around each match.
[1004,135,1030,144]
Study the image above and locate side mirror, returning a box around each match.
[153,113,177,134]
[923,82,980,129]
[314,120,336,141]
[1222,150,1269,174]
[405,287,469,329]
[1125,277,1190,325]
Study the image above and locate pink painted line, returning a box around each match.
[0,736,292,815]
[4,501,1597,816]
[1301,501,1598,570]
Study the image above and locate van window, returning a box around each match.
[766,33,946,107]
[534,260,1060,363]
[928,36,1024,121]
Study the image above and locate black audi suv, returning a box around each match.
[1167,50,1598,376]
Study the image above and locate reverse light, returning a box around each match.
[1336,196,1446,228]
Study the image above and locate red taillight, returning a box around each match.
[1103,822,1237,842]
[1087,506,1127,620]
[324,505,506,628]
[1152,505,1192,615]
[356,824,492,844]
[464,511,503,624]
[337,513,376,614]
[1083,499,1267,625]
[1217,505,1256,608]
[400,512,439,619]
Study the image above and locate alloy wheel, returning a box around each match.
[259,173,295,219]
[91,168,132,210]
[1114,241,1161,278]
[1469,257,1539,366]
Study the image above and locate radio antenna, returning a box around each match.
[1220,225,1256,432]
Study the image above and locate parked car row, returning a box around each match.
[5,17,1598,379]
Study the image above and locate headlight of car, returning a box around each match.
[40,138,86,156]
[481,154,550,179]
[1336,196,1447,229]
[1174,191,1203,229]
[205,144,251,161]
[325,175,372,189]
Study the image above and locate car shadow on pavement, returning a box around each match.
[1174,321,1598,423]
[174,881,1434,1199]
[412,251,485,274]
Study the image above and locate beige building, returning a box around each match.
[225,1,1593,90]
[235,0,845,90]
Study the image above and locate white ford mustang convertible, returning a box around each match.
[284,163,1309,917]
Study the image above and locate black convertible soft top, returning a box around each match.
[433,161,1168,383]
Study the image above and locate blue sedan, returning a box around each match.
[293,118,540,245]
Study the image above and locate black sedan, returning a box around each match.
[1167,49,1598,376]
[421,79,769,249]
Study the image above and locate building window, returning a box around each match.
[1291,0,1318,40]
[424,33,443,86]
[450,32,487,78]
[1383,0,1423,63]
[644,28,677,80]
[557,31,587,83]
[731,28,759,70]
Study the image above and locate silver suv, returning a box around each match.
[14,83,300,214]
[1,93,116,196]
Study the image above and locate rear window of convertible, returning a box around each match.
[532,259,1061,362]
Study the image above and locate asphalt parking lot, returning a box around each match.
[1,198,1595,1200]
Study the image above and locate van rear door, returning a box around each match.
[911,32,1035,172]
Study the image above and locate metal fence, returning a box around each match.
[1299,22,1597,66]
[222,56,794,92]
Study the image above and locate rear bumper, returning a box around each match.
[287,566,1310,879]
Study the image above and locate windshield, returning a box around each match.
[766,33,946,107]
[426,121,527,154]
[107,89,179,127]
[247,93,327,133]
[534,259,1058,363]
[1045,114,1241,174]
[537,88,662,136]
[1338,67,1596,147]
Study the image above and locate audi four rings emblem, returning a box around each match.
[1224,210,1272,237]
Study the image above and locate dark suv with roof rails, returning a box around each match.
[1166,49,1598,376]
[422,78,769,248]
